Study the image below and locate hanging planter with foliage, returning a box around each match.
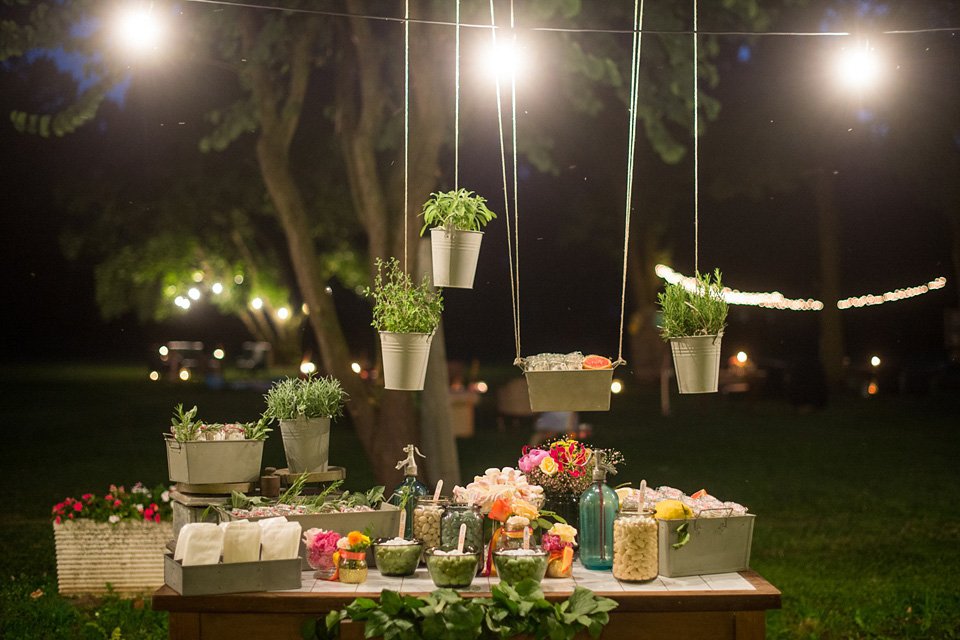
[658,269,729,394]
[365,257,443,391]
[420,189,497,289]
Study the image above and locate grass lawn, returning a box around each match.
[1,363,958,639]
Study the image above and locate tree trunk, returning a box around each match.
[812,170,845,393]
[626,218,668,385]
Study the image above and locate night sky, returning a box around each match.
[1,2,958,382]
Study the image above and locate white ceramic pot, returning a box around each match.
[279,416,331,473]
[669,333,723,394]
[430,228,483,288]
[379,331,434,390]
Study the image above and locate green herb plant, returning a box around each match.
[420,189,497,235]
[301,580,618,640]
[263,375,348,421]
[657,268,728,339]
[170,404,200,441]
[365,257,443,334]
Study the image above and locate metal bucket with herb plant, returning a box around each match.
[264,375,348,474]
[365,257,443,391]
[421,189,497,289]
[164,405,270,485]
[657,269,729,394]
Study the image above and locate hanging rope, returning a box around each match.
[454,0,460,190]
[616,0,645,367]
[489,0,522,364]
[403,0,410,273]
[508,0,521,364]
[692,0,699,275]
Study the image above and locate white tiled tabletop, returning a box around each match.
[292,561,755,595]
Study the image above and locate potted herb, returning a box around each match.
[420,188,496,289]
[657,268,729,393]
[264,375,348,474]
[365,257,444,390]
[164,404,270,485]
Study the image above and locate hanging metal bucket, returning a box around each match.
[380,331,434,391]
[430,228,484,289]
[279,416,331,473]
[524,369,614,412]
[670,333,723,394]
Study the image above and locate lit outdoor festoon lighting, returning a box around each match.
[213,348,225,360]
[351,362,362,374]
[836,44,881,91]
[188,287,201,301]
[736,351,748,364]
[277,307,290,320]
[251,297,263,310]
[610,379,623,394]
[116,8,164,52]
[486,37,524,79]
[871,356,881,367]
[300,361,317,375]
[212,282,223,295]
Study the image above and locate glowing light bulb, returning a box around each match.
[486,37,523,79]
[179,369,190,381]
[277,307,290,320]
[213,348,225,360]
[149,371,160,381]
[871,356,881,367]
[300,361,317,375]
[611,379,623,394]
[212,282,223,295]
[837,45,881,90]
[351,362,362,374]
[159,345,169,356]
[736,351,748,364]
[234,274,244,285]
[117,9,163,51]
[192,271,204,283]
[188,287,201,301]
[252,297,263,310]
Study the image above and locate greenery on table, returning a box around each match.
[656,268,728,339]
[227,480,386,513]
[301,580,618,640]
[420,189,497,235]
[365,257,444,334]
[169,403,272,441]
[263,375,348,421]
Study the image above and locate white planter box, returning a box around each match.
[54,520,171,596]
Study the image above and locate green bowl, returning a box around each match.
[373,540,423,577]
[424,547,481,588]
[493,549,549,585]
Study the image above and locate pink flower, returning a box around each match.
[154,514,161,523]
[518,447,550,473]
[82,493,93,503]
[73,503,83,512]
[114,500,123,508]
[144,508,154,520]
[55,516,61,524]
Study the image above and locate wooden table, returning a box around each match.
[153,564,781,640]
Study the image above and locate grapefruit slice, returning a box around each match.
[582,354,613,370]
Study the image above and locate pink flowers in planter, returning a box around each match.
[51,482,174,525]
[304,528,342,579]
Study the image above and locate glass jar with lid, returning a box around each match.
[612,506,658,582]
[440,503,483,552]
[413,498,447,552]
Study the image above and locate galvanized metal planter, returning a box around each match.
[524,369,614,412]
[279,416,330,474]
[164,436,264,485]
[669,333,723,394]
[54,520,170,596]
[657,513,755,577]
[430,228,483,289]
[380,331,434,391]
[163,554,302,596]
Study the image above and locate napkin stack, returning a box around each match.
[175,517,302,565]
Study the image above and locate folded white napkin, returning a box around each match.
[221,521,262,564]
[259,520,302,561]
[176,523,224,566]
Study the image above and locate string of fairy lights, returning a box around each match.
[655,264,948,312]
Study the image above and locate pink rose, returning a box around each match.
[518,447,550,473]
[73,503,83,512]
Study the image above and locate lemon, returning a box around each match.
[654,499,693,520]
[615,487,634,503]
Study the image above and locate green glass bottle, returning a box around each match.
[389,444,428,538]
[578,452,619,570]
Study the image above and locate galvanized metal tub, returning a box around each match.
[164,436,264,485]
[524,369,614,412]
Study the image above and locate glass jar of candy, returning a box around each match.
[440,503,483,552]
[612,507,658,582]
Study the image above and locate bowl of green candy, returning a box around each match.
[493,548,549,585]
[373,538,423,577]
[424,547,481,588]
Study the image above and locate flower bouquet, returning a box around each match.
[336,530,371,583]
[304,528,341,580]
[542,523,577,578]
[518,439,624,532]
